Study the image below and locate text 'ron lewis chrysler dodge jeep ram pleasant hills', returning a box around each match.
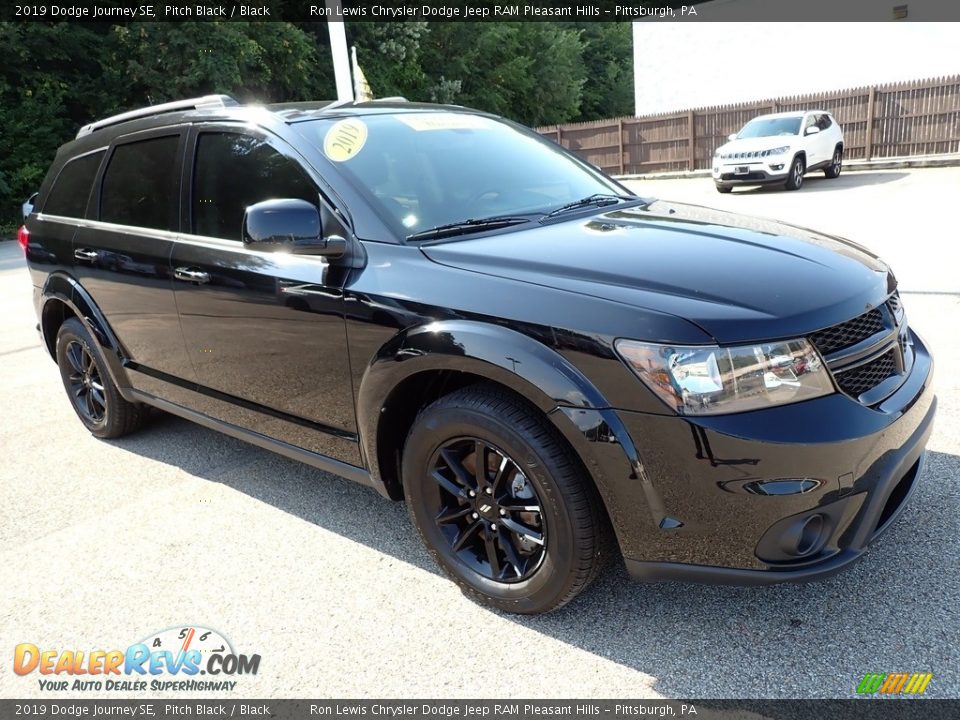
[20,95,935,614]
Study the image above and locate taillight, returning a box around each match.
[17,225,29,253]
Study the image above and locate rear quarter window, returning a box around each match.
[100,135,180,231]
[43,150,105,218]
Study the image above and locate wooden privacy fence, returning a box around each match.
[537,75,960,176]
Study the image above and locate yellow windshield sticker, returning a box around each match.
[395,113,493,132]
[324,119,368,162]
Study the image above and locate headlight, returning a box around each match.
[615,338,833,415]
[767,146,790,156]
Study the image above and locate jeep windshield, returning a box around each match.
[736,117,803,138]
[299,112,632,240]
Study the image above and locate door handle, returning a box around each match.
[74,248,98,261]
[174,267,211,284]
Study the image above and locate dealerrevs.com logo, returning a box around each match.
[14,626,261,692]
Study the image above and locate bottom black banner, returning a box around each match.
[2,700,957,720]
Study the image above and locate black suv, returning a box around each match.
[22,96,935,614]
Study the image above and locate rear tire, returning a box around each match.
[402,384,611,614]
[784,155,805,190]
[56,318,145,439]
[824,146,842,178]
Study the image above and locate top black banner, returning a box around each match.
[5,0,960,23]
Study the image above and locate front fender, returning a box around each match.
[356,320,655,546]
[41,272,133,396]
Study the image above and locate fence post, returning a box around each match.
[687,110,695,171]
[865,86,876,160]
[618,118,625,174]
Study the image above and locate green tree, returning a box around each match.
[0,23,117,232]
[109,22,326,105]
[416,23,586,127]
[566,22,634,120]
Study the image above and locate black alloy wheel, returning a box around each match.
[428,437,547,583]
[56,317,145,438]
[64,340,106,424]
[402,384,612,614]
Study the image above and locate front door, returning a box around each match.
[170,127,359,464]
[73,128,196,383]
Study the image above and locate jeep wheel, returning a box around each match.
[56,318,145,438]
[824,147,843,178]
[402,385,610,614]
[715,183,733,194]
[784,155,805,190]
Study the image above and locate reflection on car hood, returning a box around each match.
[421,199,895,344]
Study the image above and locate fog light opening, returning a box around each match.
[778,513,828,558]
[796,514,824,556]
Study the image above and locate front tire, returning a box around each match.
[402,385,611,614]
[715,183,733,194]
[56,318,145,438]
[784,155,805,190]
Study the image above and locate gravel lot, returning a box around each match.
[1,167,958,699]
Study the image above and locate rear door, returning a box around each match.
[170,125,359,464]
[72,128,196,382]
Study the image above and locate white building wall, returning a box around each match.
[633,18,960,116]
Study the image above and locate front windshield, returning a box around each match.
[301,112,622,238]
[737,117,802,138]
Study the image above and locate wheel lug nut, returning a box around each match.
[490,524,497,531]
[468,490,476,497]
[499,509,506,516]
[471,512,478,519]
[485,487,492,495]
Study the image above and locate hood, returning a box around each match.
[420,199,895,344]
[717,136,800,155]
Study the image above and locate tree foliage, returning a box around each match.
[1,21,634,230]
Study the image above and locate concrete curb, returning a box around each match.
[615,154,960,182]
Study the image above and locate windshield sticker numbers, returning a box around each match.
[324,119,368,162]
[395,113,494,132]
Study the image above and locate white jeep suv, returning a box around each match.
[712,110,844,192]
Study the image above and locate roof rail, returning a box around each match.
[76,94,239,139]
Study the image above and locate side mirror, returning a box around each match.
[805,125,821,136]
[727,133,738,141]
[242,198,345,257]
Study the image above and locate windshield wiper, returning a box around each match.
[406,215,533,242]
[540,193,636,221]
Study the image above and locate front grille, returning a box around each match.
[809,308,884,355]
[834,349,898,397]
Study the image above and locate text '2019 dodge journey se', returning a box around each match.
[21,95,935,614]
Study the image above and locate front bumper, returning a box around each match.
[601,330,936,584]
[712,160,790,186]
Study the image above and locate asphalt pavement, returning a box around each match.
[1,168,958,699]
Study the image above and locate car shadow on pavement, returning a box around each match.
[113,412,960,698]
[733,171,910,195]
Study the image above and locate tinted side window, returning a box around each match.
[192,133,318,241]
[44,151,105,218]
[817,114,833,130]
[101,135,180,231]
